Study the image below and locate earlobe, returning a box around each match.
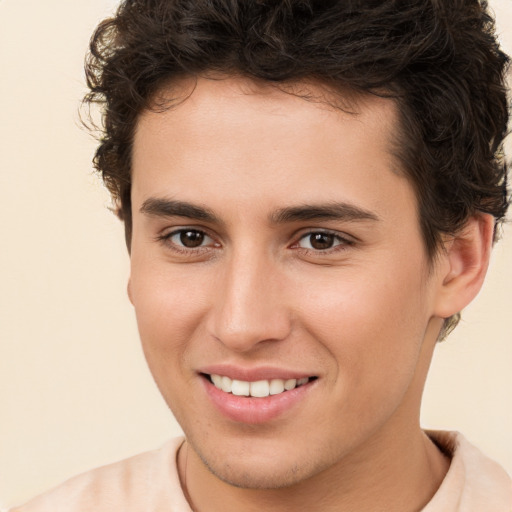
[433,214,495,319]
[127,278,134,305]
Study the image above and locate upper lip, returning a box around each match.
[198,364,316,382]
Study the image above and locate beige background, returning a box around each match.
[0,0,511,507]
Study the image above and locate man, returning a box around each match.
[12,0,511,510]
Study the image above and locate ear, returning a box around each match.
[127,278,134,305]
[433,214,495,319]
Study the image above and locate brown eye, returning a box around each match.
[297,231,349,251]
[179,230,205,247]
[167,229,213,249]
[309,233,335,250]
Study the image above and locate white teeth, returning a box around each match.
[231,379,250,396]
[211,374,223,388]
[221,376,232,393]
[269,379,285,395]
[250,380,270,398]
[209,374,312,397]
[284,378,297,390]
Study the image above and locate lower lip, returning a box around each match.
[202,376,316,424]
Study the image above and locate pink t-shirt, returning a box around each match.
[9,432,512,511]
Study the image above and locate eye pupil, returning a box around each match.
[310,233,334,250]
[180,230,204,248]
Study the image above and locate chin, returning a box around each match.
[205,460,308,490]
[193,441,320,490]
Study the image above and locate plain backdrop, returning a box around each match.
[0,0,511,507]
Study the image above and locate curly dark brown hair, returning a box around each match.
[84,0,510,335]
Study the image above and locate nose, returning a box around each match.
[207,250,292,353]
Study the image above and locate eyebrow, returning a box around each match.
[140,197,380,225]
[269,202,380,224]
[140,198,220,223]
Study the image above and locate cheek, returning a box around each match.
[129,260,210,368]
[130,271,209,421]
[305,287,427,438]
[297,262,430,390]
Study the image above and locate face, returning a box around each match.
[129,77,446,489]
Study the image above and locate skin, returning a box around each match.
[128,77,492,511]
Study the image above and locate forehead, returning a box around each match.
[132,76,402,189]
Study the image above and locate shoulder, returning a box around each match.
[10,437,189,512]
[424,430,512,511]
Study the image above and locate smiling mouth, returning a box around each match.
[203,374,318,398]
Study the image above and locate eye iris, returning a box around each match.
[180,230,204,248]
[310,233,334,250]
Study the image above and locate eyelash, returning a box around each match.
[293,230,355,255]
[156,228,355,256]
[156,228,218,256]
